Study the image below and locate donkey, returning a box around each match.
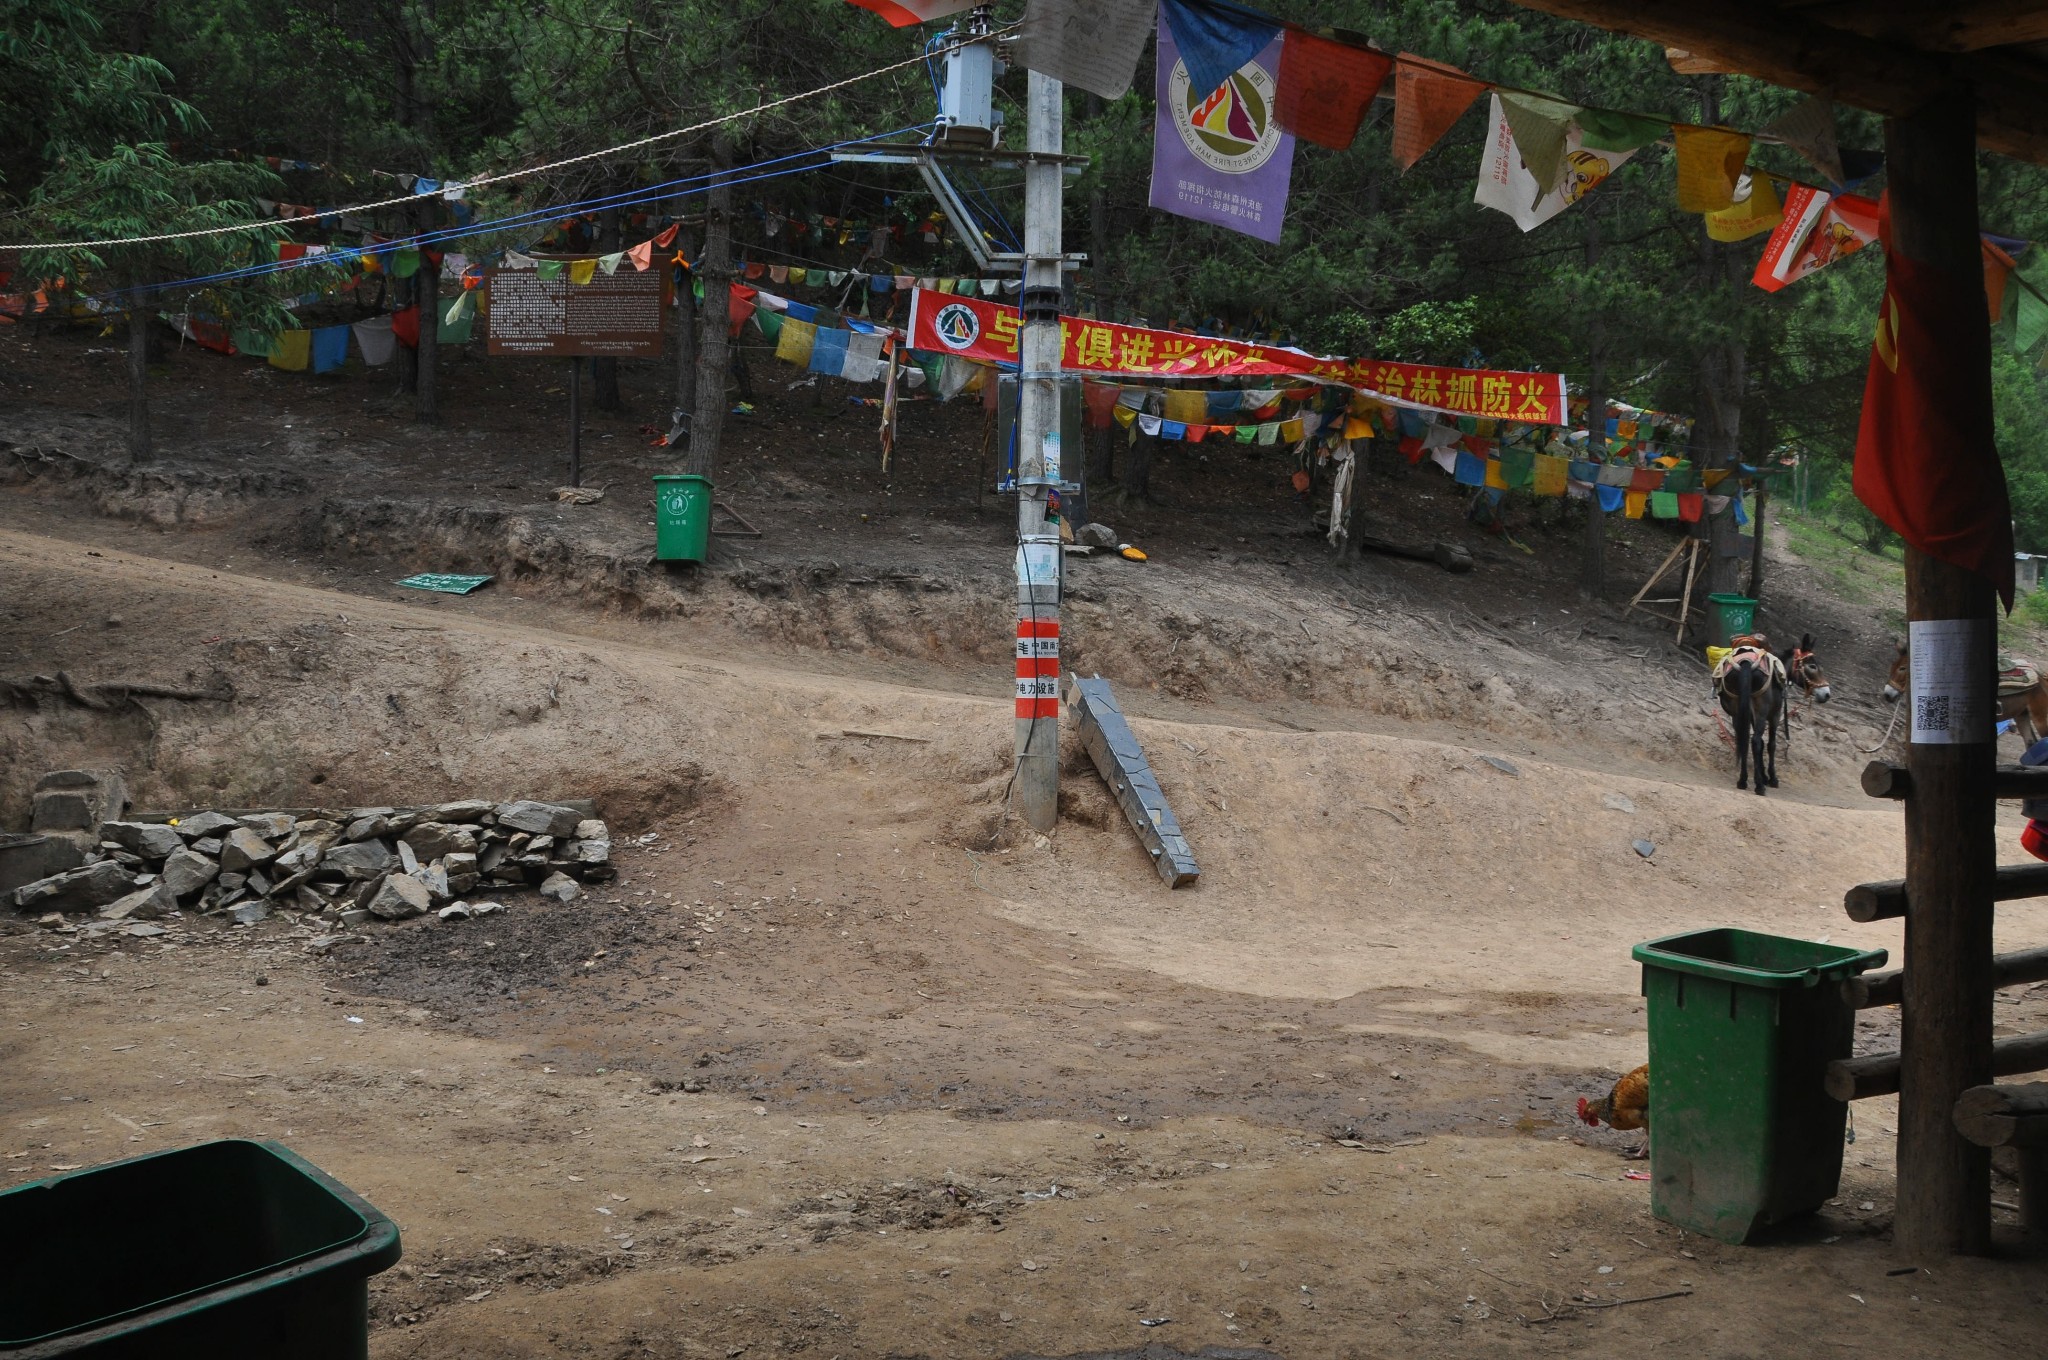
[1885,645,2048,744]
[1715,642,1784,795]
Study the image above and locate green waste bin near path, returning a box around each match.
[1706,592,1757,646]
[1631,928,1886,1244]
[0,1139,401,1358]
[653,473,713,563]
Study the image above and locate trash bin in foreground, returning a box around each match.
[0,1139,401,1359]
[1631,927,1886,1244]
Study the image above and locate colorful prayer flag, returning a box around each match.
[1706,173,1783,242]
[1391,54,1485,170]
[1673,125,1752,213]
[1751,185,1878,292]
[844,0,978,27]
[1497,92,1581,197]
[1474,94,1635,233]
[1160,0,1282,102]
[1017,0,1154,100]
[1274,29,1392,151]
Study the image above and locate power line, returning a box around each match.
[87,129,931,305]
[13,27,1015,253]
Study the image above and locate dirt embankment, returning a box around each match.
[3,406,1901,802]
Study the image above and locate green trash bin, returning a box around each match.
[1631,928,1886,1244]
[0,1139,401,1358]
[653,473,713,563]
[1706,592,1757,646]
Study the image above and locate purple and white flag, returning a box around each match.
[1148,16,1294,244]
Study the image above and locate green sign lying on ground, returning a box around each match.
[397,573,494,595]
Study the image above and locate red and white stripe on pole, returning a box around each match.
[1015,614,1060,719]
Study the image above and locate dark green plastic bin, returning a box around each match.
[1631,928,1886,1244]
[1706,592,1757,647]
[653,473,713,563]
[0,1139,401,1358]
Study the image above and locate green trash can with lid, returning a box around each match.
[1706,592,1757,646]
[652,474,713,563]
[1631,927,1886,1243]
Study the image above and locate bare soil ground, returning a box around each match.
[3,328,2047,1358]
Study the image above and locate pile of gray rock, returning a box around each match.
[5,770,611,929]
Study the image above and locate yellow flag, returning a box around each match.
[1706,173,1783,242]
[774,317,817,368]
[568,258,597,285]
[1674,125,1752,213]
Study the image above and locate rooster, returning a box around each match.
[1577,1064,1649,1159]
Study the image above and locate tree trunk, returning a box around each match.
[125,281,152,463]
[1580,202,1607,599]
[1693,82,1746,600]
[672,248,697,445]
[1120,431,1153,507]
[414,200,439,423]
[682,143,733,479]
[593,200,623,411]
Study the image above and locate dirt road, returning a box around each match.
[3,518,2045,1358]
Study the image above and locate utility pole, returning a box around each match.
[1013,66,1063,832]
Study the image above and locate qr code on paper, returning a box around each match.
[1916,695,1952,732]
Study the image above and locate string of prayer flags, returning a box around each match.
[1706,173,1783,242]
[1673,125,1752,213]
[1016,0,1155,101]
[1392,53,1486,170]
[1161,0,1282,102]
[1273,29,1393,150]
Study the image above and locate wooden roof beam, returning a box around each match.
[1506,0,2048,163]
[1788,1,2048,55]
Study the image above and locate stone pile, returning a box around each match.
[7,791,611,929]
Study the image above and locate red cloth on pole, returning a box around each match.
[391,305,420,348]
[1276,31,1393,150]
[1853,197,2015,608]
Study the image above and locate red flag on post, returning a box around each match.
[1275,31,1393,150]
[1854,196,2016,608]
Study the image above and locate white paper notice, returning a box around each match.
[1908,618,1993,745]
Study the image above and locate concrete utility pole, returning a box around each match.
[1012,68,1064,832]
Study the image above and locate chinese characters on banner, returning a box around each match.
[1751,184,1879,293]
[906,288,1567,424]
[1149,16,1295,244]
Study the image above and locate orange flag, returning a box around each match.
[652,223,678,249]
[1392,54,1485,170]
[1983,238,2018,325]
[627,240,654,271]
[1276,30,1393,151]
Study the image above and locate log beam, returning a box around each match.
[1845,944,2048,1008]
[1825,1030,2048,1102]
[1503,0,2048,164]
[1864,759,2048,800]
[1844,863,2048,922]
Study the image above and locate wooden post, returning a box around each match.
[1888,89,1998,1262]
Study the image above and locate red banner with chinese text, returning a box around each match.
[905,288,1565,424]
